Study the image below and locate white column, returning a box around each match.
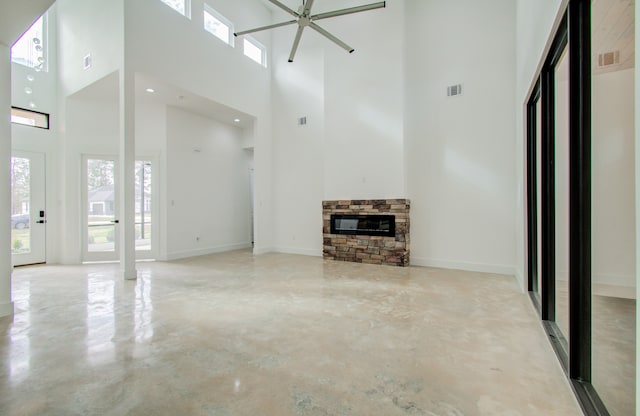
[0,44,14,316]
[635,0,640,405]
[119,67,137,280]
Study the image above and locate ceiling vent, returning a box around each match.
[598,50,620,67]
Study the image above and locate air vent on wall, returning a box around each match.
[447,84,463,97]
[598,50,620,67]
[83,53,92,70]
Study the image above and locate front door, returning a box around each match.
[11,151,46,266]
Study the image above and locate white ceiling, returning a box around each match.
[68,71,255,129]
[592,0,635,74]
[0,0,55,47]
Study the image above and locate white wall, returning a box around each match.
[270,0,404,256]
[0,43,13,317]
[53,0,274,260]
[60,93,120,263]
[166,106,252,259]
[135,100,166,259]
[56,0,123,97]
[11,5,60,263]
[514,0,565,289]
[404,0,517,274]
[125,0,274,253]
[322,0,405,200]
[271,33,325,256]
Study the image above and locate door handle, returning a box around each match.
[36,220,46,224]
[111,220,119,224]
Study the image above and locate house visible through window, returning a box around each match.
[11,15,46,71]
[160,0,189,17]
[204,5,234,46]
[244,37,266,67]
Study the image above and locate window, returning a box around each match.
[243,37,267,67]
[160,0,190,18]
[204,5,234,46]
[11,107,49,129]
[11,15,46,71]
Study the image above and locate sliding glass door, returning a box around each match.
[526,1,636,414]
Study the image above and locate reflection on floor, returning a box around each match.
[555,284,636,416]
[0,250,581,415]
[593,295,636,416]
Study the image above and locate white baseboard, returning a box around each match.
[0,301,14,318]
[273,247,323,257]
[593,283,636,299]
[411,257,516,276]
[166,243,252,261]
[253,246,275,255]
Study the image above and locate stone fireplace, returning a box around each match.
[322,199,410,267]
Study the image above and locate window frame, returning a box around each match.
[10,107,50,130]
[203,4,234,47]
[159,0,191,19]
[243,36,267,67]
[11,14,48,72]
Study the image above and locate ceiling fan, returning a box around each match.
[234,0,386,62]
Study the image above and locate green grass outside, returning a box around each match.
[11,228,30,254]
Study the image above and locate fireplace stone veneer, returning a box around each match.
[322,199,410,266]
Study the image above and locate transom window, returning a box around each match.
[243,37,267,67]
[204,5,234,46]
[11,15,46,71]
[10,107,49,129]
[160,0,190,18]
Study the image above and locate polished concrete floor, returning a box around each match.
[0,250,582,415]
[556,286,636,416]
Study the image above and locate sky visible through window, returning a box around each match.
[244,38,265,66]
[204,9,230,44]
[11,15,45,70]
[160,0,186,16]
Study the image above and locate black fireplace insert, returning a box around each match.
[330,214,395,237]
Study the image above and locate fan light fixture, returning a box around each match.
[234,0,385,63]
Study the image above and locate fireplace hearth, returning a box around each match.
[322,199,410,267]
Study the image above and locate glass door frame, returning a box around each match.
[82,154,120,262]
[525,1,610,414]
[11,150,46,266]
[133,156,158,260]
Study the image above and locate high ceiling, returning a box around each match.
[69,71,255,129]
[592,0,635,74]
[0,0,55,47]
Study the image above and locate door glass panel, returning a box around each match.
[554,46,569,339]
[135,161,151,251]
[87,158,116,253]
[591,0,636,412]
[10,157,31,255]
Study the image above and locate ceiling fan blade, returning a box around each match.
[311,1,386,21]
[302,0,315,15]
[288,25,305,62]
[235,20,297,37]
[309,22,354,53]
[268,0,300,18]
